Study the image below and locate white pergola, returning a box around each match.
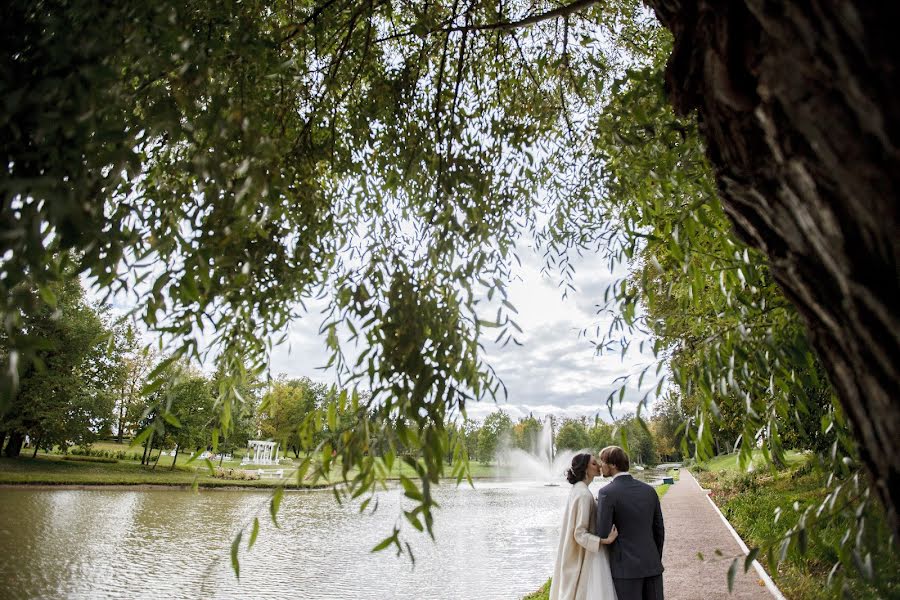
[246,440,280,465]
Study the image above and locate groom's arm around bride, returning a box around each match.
[594,446,665,600]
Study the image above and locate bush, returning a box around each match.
[726,471,761,494]
[61,455,118,464]
[113,450,144,462]
[213,467,260,481]
[522,579,550,600]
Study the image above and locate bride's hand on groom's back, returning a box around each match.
[602,525,618,545]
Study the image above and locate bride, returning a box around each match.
[549,453,619,600]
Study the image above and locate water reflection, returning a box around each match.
[0,475,662,599]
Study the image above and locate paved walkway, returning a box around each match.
[661,470,777,599]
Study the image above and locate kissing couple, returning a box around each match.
[549,446,665,600]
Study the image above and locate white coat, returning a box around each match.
[549,481,604,600]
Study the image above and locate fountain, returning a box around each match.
[497,417,578,485]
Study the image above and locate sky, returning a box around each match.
[266,241,659,424]
[98,233,660,425]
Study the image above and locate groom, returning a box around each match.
[594,445,665,600]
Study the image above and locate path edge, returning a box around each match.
[685,470,787,600]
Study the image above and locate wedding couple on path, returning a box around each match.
[550,446,665,600]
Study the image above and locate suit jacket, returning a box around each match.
[594,473,665,579]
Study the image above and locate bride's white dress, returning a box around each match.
[549,481,618,600]
[583,543,617,600]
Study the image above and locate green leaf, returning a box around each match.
[727,557,739,592]
[231,530,242,579]
[744,547,759,573]
[270,487,284,528]
[404,510,424,532]
[160,411,182,428]
[371,530,398,553]
[399,475,423,501]
[142,352,181,393]
[38,285,57,307]
[248,518,260,549]
[129,427,154,449]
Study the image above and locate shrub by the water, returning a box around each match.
[522,578,550,600]
[698,458,899,599]
[65,447,144,462]
[61,455,118,464]
[213,467,260,481]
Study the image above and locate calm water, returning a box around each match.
[0,479,603,600]
[0,471,667,600]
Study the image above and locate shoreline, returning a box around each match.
[0,481,331,492]
[0,473,595,492]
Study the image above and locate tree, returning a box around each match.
[166,372,215,469]
[555,418,591,452]
[461,419,480,465]
[257,376,324,458]
[650,394,685,462]
[112,325,156,443]
[476,411,513,463]
[588,418,615,452]
[613,415,657,467]
[642,1,899,537]
[512,414,543,453]
[0,275,120,456]
[2,1,897,568]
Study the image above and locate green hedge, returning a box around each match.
[61,455,118,464]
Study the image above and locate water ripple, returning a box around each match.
[0,480,621,599]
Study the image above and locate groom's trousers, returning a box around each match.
[612,574,664,600]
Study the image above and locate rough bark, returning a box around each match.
[116,388,126,444]
[645,0,900,537]
[4,431,24,457]
[141,436,151,465]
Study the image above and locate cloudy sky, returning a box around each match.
[267,241,659,424]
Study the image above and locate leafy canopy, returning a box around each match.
[1,1,885,586]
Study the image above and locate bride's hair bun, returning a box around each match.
[566,453,591,485]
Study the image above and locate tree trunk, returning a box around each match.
[31,437,40,458]
[141,435,150,465]
[645,0,900,537]
[170,446,179,470]
[0,430,7,454]
[4,431,24,457]
[116,385,126,444]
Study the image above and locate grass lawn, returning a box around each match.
[695,454,899,600]
[0,455,321,488]
[694,449,806,474]
[0,443,504,488]
[522,578,550,600]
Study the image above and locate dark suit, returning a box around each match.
[595,473,665,600]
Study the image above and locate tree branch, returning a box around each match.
[374,0,603,43]
[446,0,603,33]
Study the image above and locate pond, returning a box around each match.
[0,472,666,599]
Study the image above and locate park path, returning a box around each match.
[660,469,780,600]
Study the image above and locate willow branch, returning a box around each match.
[375,0,603,43]
[445,0,603,33]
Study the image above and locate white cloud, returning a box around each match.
[90,237,659,424]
